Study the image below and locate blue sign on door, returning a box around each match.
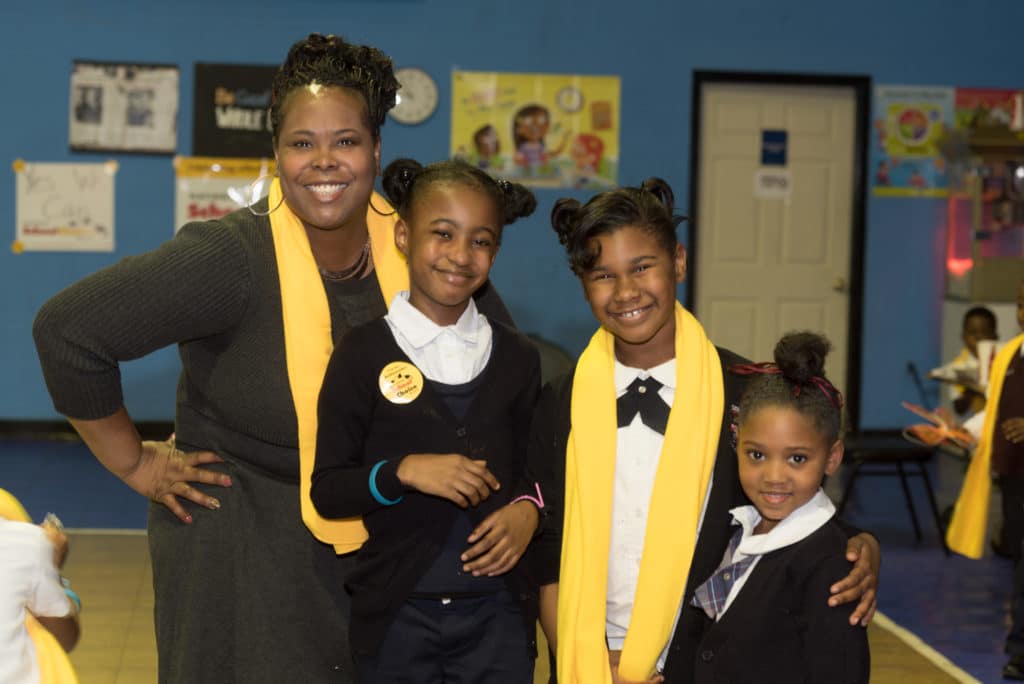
[761,130,787,166]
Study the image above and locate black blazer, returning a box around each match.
[689,518,870,684]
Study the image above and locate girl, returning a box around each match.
[687,332,870,683]
[311,158,546,683]
[534,178,880,684]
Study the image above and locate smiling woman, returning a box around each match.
[32,33,514,684]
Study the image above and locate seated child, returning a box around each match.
[311,158,545,683]
[687,332,869,683]
[944,306,998,417]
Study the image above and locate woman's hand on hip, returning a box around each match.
[123,438,232,524]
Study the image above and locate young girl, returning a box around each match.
[534,178,880,684]
[311,158,545,683]
[687,332,870,683]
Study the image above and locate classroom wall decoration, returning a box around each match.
[192,63,277,158]
[871,85,955,198]
[69,61,178,154]
[174,156,275,233]
[450,71,620,189]
[13,160,117,253]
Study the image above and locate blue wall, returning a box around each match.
[3,0,1022,427]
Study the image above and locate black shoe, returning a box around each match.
[992,539,1019,560]
[1004,656,1024,680]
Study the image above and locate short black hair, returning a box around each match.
[270,33,399,145]
[735,331,844,445]
[962,306,997,333]
[550,178,684,275]
[381,158,537,232]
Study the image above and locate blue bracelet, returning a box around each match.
[369,460,403,506]
[61,577,81,612]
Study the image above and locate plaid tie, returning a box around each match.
[617,376,670,434]
[691,527,754,620]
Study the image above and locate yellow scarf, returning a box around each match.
[947,333,1024,558]
[0,489,79,684]
[557,303,723,683]
[268,178,407,553]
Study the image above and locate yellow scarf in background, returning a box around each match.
[0,488,79,684]
[268,178,406,553]
[557,303,723,683]
[947,333,1024,558]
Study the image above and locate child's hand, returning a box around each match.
[830,532,880,626]
[1003,417,1024,444]
[397,454,499,507]
[461,501,538,576]
[608,650,664,684]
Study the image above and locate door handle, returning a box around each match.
[832,277,848,293]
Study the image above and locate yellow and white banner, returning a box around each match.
[174,156,275,233]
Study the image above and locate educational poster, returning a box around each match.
[192,63,277,158]
[953,88,1020,130]
[872,85,954,197]
[13,160,116,253]
[69,61,178,154]
[450,71,620,189]
[174,156,275,233]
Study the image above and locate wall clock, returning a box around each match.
[390,67,439,125]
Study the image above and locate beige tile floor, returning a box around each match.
[62,532,968,684]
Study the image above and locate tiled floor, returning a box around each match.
[4,437,1011,682]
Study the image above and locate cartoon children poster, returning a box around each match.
[872,85,955,197]
[451,71,620,189]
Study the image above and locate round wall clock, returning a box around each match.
[390,67,439,125]
[556,85,584,113]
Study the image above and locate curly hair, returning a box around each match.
[736,331,845,444]
[382,158,536,234]
[550,178,685,275]
[270,33,399,144]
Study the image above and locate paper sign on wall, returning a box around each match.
[174,156,274,233]
[754,168,792,199]
[13,160,116,253]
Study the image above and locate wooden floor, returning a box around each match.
[61,532,975,684]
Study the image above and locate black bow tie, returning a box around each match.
[617,376,670,435]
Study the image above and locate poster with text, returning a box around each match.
[69,61,178,154]
[14,160,116,252]
[174,156,275,233]
[451,71,620,189]
[193,63,277,158]
[872,85,954,197]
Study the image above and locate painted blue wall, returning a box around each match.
[2,0,1021,427]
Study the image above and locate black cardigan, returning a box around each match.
[311,317,542,657]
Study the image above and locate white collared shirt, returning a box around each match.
[384,292,493,384]
[605,358,715,670]
[714,489,837,619]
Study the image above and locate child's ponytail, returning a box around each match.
[382,158,424,214]
[496,179,538,224]
[639,177,676,214]
[550,198,582,247]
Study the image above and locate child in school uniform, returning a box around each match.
[532,178,880,684]
[686,332,869,683]
[311,158,545,684]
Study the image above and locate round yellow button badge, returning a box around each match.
[378,361,424,404]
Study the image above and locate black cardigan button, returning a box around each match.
[456,427,467,437]
[700,649,714,662]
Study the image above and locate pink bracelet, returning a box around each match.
[510,482,545,509]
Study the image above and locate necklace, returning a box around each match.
[318,240,371,281]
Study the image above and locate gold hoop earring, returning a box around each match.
[369,197,396,217]
[244,172,285,217]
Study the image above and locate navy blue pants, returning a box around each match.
[355,591,534,683]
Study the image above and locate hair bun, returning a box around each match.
[382,158,423,208]
[497,179,538,222]
[639,177,676,213]
[773,331,831,384]
[550,198,582,246]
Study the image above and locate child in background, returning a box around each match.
[311,158,545,683]
[687,332,870,683]
[534,178,879,684]
[944,306,998,417]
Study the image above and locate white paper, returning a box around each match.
[15,161,116,252]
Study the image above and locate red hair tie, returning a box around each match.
[730,362,844,409]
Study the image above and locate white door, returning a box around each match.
[694,82,857,394]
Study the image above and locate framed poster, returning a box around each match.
[193,63,277,158]
[69,61,179,154]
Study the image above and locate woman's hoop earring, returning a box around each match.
[369,196,396,217]
[244,172,285,217]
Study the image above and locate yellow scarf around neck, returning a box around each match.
[557,302,723,683]
[947,332,1024,558]
[0,489,79,684]
[267,178,407,553]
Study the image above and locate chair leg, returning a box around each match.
[897,461,923,541]
[916,459,950,556]
[837,462,862,516]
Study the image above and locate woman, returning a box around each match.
[33,34,510,683]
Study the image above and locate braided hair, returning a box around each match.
[270,33,399,145]
[382,158,537,234]
[550,178,685,275]
[734,332,845,444]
